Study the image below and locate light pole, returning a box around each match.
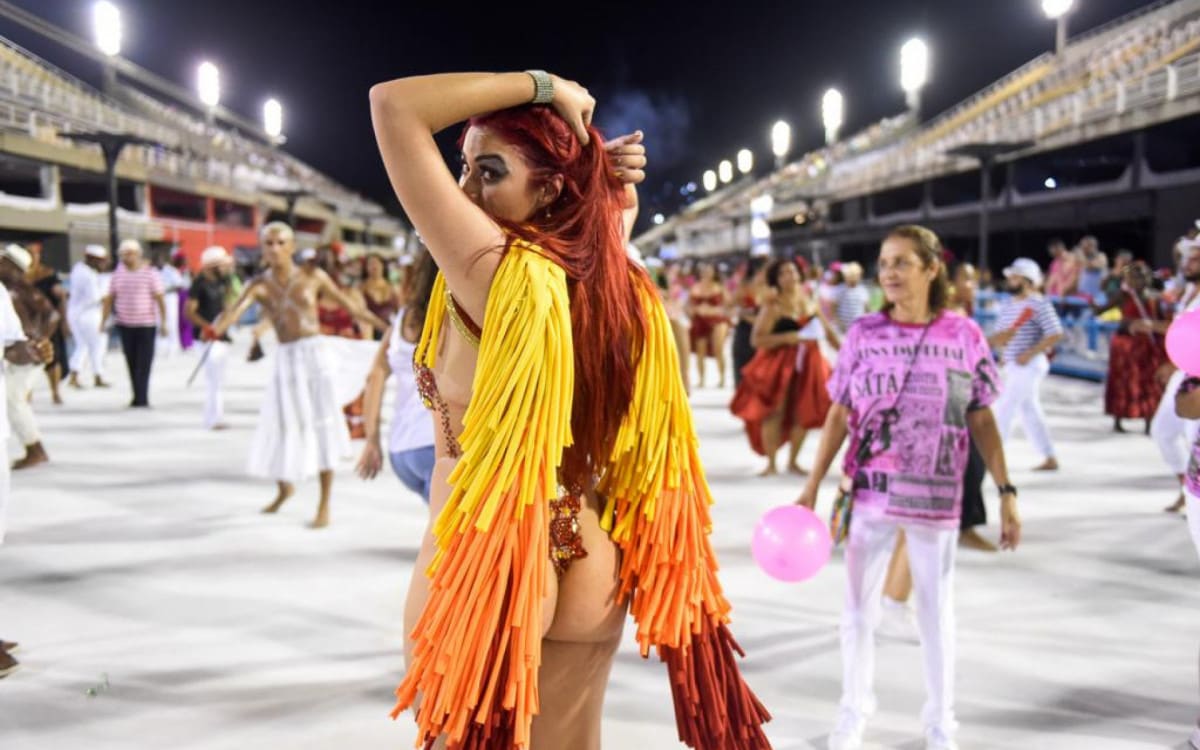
[822,88,844,145]
[702,170,718,193]
[771,120,791,169]
[263,98,285,145]
[947,140,1033,274]
[900,37,929,116]
[718,159,734,185]
[737,148,754,176]
[1042,0,1075,56]
[197,61,220,127]
[61,132,160,255]
[92,1,121,95]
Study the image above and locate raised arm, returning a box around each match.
[211,281,262,338]
[368,71,593,324]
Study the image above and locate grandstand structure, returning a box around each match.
[0,9,407,271]
[637,0,1200,270]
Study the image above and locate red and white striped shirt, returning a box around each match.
[110,264,163,327]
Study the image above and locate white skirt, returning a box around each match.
[246,337,351,482]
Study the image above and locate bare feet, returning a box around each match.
[209,423,230,431]
[787,463,810,476]
[94,377,111,389]
[12,443,48,470]
[262,484,294,514]
[1033,457,1059,472]
[1166,494,1186,513]
[959,528,999,552]
[68,374,82,389]
[309,513,330,529]
[757,465,778,477]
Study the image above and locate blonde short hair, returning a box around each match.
[259,221,294,242]
[841,262,864,282]
[117,239,143,256]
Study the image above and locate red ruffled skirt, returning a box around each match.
[1104,332,1167,420]
[730,341,831,455]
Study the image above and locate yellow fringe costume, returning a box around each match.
[393,238,770,749]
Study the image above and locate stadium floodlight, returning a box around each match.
[771,120,792,167]
[900,37,929,113]
[263,98,283,139]
[703,170,718,192]
[197,61,220,109]
[1042,0,1074,19]
[93,1,122,57]
[737,148,754,175]
[822,88,844,145]
[1042,0,1075,55]
[718,159,734,184]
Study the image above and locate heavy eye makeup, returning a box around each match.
[460,154,509,185]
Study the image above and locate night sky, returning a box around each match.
[4,0,1156,232]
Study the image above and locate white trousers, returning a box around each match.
[67,309,107,379]
[841,514,959,735]
[158,292,180,357]
[993,353,1056,460]
[1153,370,1200,477]
[203,341,230,429]
[5,363,41,445]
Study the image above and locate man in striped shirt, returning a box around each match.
[101,240,166,408]
[988,257,1065,471]
[834,261,870,332]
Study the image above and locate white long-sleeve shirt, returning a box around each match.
[67,261,104,317]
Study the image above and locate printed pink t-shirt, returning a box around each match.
[1182,377,1200,498]
[827,311,1001,528]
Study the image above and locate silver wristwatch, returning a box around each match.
[526,70,554,105]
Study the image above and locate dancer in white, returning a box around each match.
[0,271,51,677]
[184,246,234,430]
[989,258,1064,471]
[66,245,111,389]
[1,245,58,469]
[212,222,386,528]
[1156,238,1200,512]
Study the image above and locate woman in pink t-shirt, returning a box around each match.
[797,225,1022,750]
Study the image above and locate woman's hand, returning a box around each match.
[550,75,595,145]
[356,439,384,480]
[795,481,818,509]
[1000,494,1021,550]
[605,131,647,188]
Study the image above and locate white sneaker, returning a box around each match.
[1188,725,1200,749]
[877,596,920,644]
[827,709,865,750]
[925,726,959,750]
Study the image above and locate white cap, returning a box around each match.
[296,247,317,263]
[1003,257,1044,287]
[118,239,142,255]
[398,255,414,267]
[1180,236,1200,254]
[200,245,229,267]
[1,244,32,272]
[84,244,108,259]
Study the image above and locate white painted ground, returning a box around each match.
[1,341,1197,749]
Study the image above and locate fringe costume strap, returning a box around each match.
[599,280,772,749]
[393,240,573,749]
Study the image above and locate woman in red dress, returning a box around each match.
[731,257,837,475]
[687,261,731,388]
[1098,261,1171,433]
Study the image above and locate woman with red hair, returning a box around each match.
[370,72,768,749]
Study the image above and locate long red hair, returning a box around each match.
[465,106,649,491]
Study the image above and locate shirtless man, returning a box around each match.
[213,222,386,528]
[0,245,59,469]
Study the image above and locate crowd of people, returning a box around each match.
[0,68,1198,750]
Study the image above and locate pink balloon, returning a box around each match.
[752,505,833,582]
[1167,310,1200,377]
